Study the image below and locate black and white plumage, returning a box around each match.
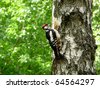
[42,24,62,59]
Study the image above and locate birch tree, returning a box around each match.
[52,0,97,75]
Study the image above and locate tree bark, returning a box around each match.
[52,0,97,75]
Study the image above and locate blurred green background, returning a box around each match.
[0,0,100,75]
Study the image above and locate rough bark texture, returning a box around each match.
[52,0,97,75]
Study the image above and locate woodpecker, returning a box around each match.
[42,24,62,59]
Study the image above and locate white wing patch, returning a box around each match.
[49,31,54,42]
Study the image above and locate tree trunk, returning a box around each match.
[51,0,97,75]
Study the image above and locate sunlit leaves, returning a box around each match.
[93,0,100,74]
[0,0,52,75]
[93,0,100,30]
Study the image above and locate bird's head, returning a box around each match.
[42,24,48,30]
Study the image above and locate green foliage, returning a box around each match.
[0,0,52,75]
[0,0,100,75]
[93,0,100,74]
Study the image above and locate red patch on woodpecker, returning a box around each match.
[42,24,48,29]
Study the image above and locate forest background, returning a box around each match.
[0,0,100,75]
